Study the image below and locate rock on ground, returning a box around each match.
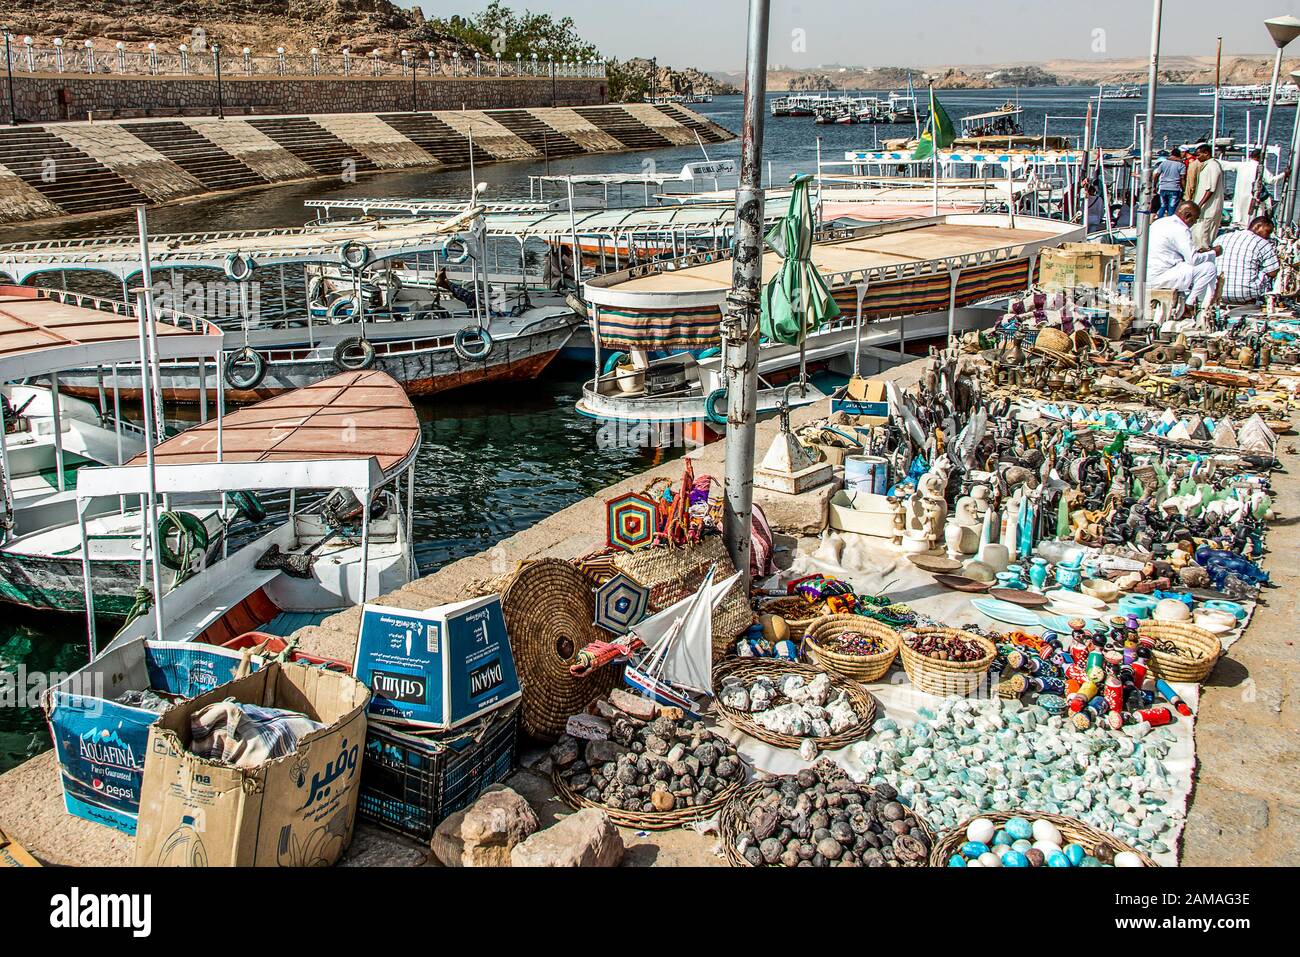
[431,785,539,867]
[510,808,625,867]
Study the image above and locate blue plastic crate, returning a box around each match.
[358,701,519,841]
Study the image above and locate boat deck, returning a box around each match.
[613,221,1062,294]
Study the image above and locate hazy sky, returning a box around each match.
[402,1,1300,70]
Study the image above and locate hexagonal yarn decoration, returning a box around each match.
[605,492,658,552]
[593,572,651,635]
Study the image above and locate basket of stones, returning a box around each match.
[550,690,745,830]
[930,812,1158,868]
[803,614,900,683]
[757,596,830,640]
[713,659,877,754]
[897,627,997,697]
[720,762,934,867]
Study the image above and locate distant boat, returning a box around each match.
[1099,84,1141,100]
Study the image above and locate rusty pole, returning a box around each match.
[721,0,770,586]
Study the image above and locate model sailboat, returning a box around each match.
[621,566,742,716]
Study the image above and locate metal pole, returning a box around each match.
[1285,71,1300,226]
[1212,37,1222,154]
[3,27,17,126]
[1256,45,1286,210]
[1132,0,1163,323]
[721,0,769,586]
[214,44,224,119]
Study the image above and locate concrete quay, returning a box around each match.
[0,355,1294,866]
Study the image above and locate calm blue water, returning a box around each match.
[2,84,1294,770]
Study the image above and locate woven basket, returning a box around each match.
[499,558,622,742]
[712,659,876,751]
[613,535,753,661]
[1140,621,1222,683]
[897,627,997,698]
[551,766,745,831]
[720,780,935,867]
[757,596,830,640]
[803,615,900,683]
[928,811,1159,867]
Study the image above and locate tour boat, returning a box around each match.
[80,369,421,653]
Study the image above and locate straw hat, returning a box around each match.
[1031,327,1078,367]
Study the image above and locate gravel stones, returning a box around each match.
[557,694,741,814]
[732,763,930,868]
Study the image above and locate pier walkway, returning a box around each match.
[0,357,1294,866]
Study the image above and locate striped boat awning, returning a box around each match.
[594,303,723,349]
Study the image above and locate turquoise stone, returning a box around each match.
[1005,817,1033,841]
[948,855,966,867]
[1002,850,1029,867]
[1063,844,1086,866]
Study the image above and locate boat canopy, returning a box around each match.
[0,285,222,382]
[843,149,1087,166]
[0,211,480,285]
[305,198,561,217]
[583,213,1084,350]
[75,370,421,501]
[960,107,1026,122]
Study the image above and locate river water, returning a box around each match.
[1,86,1295,770]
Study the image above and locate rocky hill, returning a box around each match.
[619,58,740,97]
[4,1,480,56]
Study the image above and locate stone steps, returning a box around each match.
[652,104,731,144]
[0,128,149,215]
[376,113,493,167]
[491,110,585,158]
[573,107,674,150]
[121,121,269,192]
[246,116,380,176]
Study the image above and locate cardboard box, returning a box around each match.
[0,825,41,867]
[43,640,261,834]
[133,662,370,867]
[1038,243,1122,289]
[352,596,521,731]
[830,376,890,418]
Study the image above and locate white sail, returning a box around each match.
[634,567,742,696]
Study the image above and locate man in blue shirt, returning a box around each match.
[1155,148,1185,218]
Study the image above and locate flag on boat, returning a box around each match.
[911,86,955,161]
[759,173,841,347]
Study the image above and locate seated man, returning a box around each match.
[1216,215,1281,305]
[1145,200,1219,319]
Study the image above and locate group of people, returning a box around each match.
[1145,143,1287,321]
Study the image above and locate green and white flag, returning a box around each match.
[912,86,956,161]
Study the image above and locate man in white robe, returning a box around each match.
[1190,144,1225,249]
[1145,200,1220,319]
[1230,149,1287,227]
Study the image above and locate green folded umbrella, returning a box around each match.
[760,173,840,346]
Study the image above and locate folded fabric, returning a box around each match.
[189,699,324,769]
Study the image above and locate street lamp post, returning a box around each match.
[721,0,771,585]
[3,27,16,126]
[1284,68,1300,227]
[1256,16,1300,216]
[1132,0,1163,324]
[212,43,224,119]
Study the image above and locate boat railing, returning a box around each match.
[33,286,210,335]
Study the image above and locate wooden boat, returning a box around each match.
[0,286,224,605]
[578,213,1084,429]
[79,369,421,649]
[0,205,578,404]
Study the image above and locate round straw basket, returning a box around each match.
[803,615,900,683]
[1139,621,1222,683]
[897,628,997,698]
[552,766,745,831]
[928,811,1159,867]
[499,558,621,741]
[757,596,830,640]
[712,659,876,752]
[720,779,935,867]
